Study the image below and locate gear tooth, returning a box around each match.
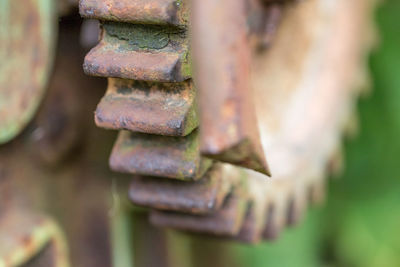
[80,0,187,26]
[192,0,270,175]
[309,178,326,206]
[129,164,234,214]
[262,203,284,241]
[235,203,266,244]
[327,144,345,178]
[286,192,307,226]
[109,130,211,180]
[201,140,271,176]
[235,174,270,244]
[83,20,190,82]
[83,40,189,82]
[95,79,198,136]
[235,205,258,243]
[150,193,248,236]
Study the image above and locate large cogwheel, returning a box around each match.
[80,0,376,243]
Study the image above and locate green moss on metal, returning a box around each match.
[104,22,185,50]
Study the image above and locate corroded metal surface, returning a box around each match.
[79,0,188,26]
[83,21,190,82]
[80,0,201,186]
[110,130,211,180]
[79,0,374,246]
[129,164,238,214]
[191,0,270,175]
[95,79,198,136]
[151,195,248,236]
[0,0,56,144]
[133,0,374,243]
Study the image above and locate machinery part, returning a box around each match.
[79,0,189,26]
[80,0,375,244]
[83,21,190,82]
[80,0,201,184]
[151,194,248,237]
[129,164,241,214]
[0,208,69,267]
[110,130,212,180]
[191,0,271,175]
[95,79,198,136]
[0,0,57,144]
[147,0,375,243]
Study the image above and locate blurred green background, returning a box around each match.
[177,1,400,266]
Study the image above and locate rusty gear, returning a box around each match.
[80,0,375,244]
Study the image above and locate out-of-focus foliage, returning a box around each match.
[227,1,400,266]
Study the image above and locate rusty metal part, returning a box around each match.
[0,0,56,144]
[83,21,190,82]
[191,0,270,175]
[80,0,200,184]
[139,0,374,243]
[0,209,69,267]
[95,79,198,136]
[79,0,374,245]
[110,130,212,180]
[129,164,240,214]
[79,0,188,26]
[151,194,248,236]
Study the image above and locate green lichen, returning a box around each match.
[104,22,184,50]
